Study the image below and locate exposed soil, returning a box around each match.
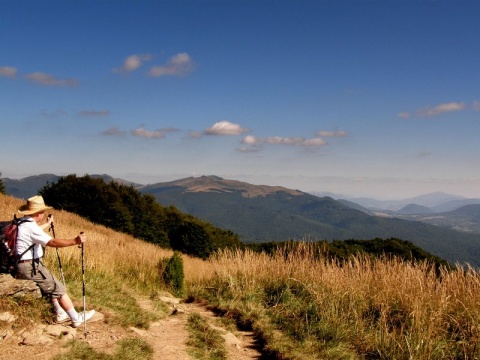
[0,296,262,360]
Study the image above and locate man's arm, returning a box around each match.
[46,233,85,248]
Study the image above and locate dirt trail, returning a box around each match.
[1,296,262,360]
[135,296,262,360]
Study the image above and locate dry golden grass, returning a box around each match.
[193,244,480,358]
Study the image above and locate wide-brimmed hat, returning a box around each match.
[17,195,53,216]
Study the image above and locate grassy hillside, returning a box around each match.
[2,193,480,359]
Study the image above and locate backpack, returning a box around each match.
[0,217,33,276]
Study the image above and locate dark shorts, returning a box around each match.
[16,260,66,299]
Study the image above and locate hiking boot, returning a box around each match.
[72,310,96,328]
[55,311,69,324]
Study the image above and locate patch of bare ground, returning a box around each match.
[1,295,262,360]
[136,295,262,360]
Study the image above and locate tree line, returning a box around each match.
[39,174,241,259]
[0,173,5,195]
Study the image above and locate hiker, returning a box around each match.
[15,195,95,327]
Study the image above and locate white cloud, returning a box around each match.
[241,135,261,145]
[241,135,327,148]
[25,72,78,87]
[417,102,466,117]
[131,127,178,139]
[0,66,17,78]
[316,130,348,137]
[102,127,127,137]
[265,136,304,145]
[204,121,250,136]
[148,53,195,77]
[304,138,327,146]
[113,54,152,73]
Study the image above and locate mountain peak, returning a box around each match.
[147,175,304,198]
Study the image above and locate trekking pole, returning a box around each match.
[80,233,87,338]
[49,215,66,286]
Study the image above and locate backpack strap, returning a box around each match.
[14,244,35,264]
[13,219,35,273]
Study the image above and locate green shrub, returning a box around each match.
[161,252,184,296]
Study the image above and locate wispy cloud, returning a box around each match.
[188,130,203,139]
[399,101,471,119]
[41,109,68,117]
[79,110,110,117]
[0,66,17,78]
[417,102,466,117]
[397,112,411,119]
[25,72,78,87]
[131,126,179,139]
[241,135,326,147]
[316,130,348,138]
[148,53,195,77]
[101,127,127,137]
[204,121,250,136]
[113,54,152,74]
[473,101,480,111]
[237,146,262,153]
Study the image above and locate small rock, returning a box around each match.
[1,329,14,341]
[0,312,15,323]
[60,332,76,343]
[222,332,241,349]
[44,324,71,337]
[21,334,54,346]
[160,296,180,305]
[0,274,41,298]
[171,305,186,315]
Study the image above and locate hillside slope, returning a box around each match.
[140,176,480,267]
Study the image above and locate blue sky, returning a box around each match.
[1,0,479,199]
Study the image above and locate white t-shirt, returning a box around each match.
[16,216,53,260]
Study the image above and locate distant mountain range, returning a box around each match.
[3,173,480,267]
[312,191,480,213]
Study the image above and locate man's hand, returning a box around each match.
[75,232,86,245]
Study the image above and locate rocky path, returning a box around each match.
[1,295,262,360]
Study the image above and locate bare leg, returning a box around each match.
[57,293,75,311]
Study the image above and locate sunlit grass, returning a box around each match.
[186,312,227,360]
[188,246,480,359]
[52,338,154,360]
